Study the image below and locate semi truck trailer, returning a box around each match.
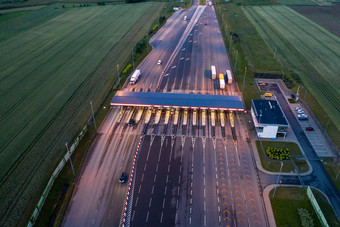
[130,69,140,84]
[219,73,225,89]
[211,65,216,79]
[226,70,233,84]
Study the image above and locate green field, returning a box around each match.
[0,3,164,226]
[276,0,338,5]
[242,5,340,131]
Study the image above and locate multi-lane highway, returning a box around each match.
[63,0,269,226]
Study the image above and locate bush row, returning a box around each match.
[265,147,290,160]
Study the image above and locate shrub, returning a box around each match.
[152,24,158,31]
[265,146,290,160]
[122,64,132,74]
[298,208,314,227]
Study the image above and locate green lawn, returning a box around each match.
[256,141,309,173]
[242,5,340,133]
[270,187,339,227]
[0,10,34,23]
[322,158,340,192]
[0,3,164,226]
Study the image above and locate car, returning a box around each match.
[119,172,127,183]
[294,106,302,111]
[128,119,135,126]
[259,82,266,86]
[157,60,162,65]
[298,114,308,121]
[297,109,304,114]
[306,127,314,131]
[298,114,307,118]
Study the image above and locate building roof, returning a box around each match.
[111,91,244,110]
[251,99,288,126]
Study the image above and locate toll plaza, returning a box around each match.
[110,91,244,111]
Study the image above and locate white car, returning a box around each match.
[294,106,301,111]
[298,114,308,118]
[157,60,162,65]
[297,109,304,114]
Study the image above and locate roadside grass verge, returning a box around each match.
[270,187,339,227]
[34,4,173,226]
[0,3,165,226]
[256,141,309,173]
[322,158,340,192]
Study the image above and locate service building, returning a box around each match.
[251,99,289,139]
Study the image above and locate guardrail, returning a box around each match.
[27,124,88,227]
[121,136,144,227]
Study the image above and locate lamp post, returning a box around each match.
[90,100,97,131]
[273,161,283,198]
[323,115,330,138]
[65,142,75,176]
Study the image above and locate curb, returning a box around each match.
[121,136,143,227]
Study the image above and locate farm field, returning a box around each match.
[290,4,340,36]
[242,5,340,131]
[277,0,338,6]
[0,2,164,226]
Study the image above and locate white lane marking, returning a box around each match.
[218,206,220,212]
[219,215,221,222]
[175,212,178,222]
[144,163,147,171]
[132,210,136,221]
[95,208,98,215]
[180,165,182,173]
[135,197,139,207]
[154,174,157,182]
[203,166,206,174]
[177,186,180,195]
[180,57,184,60]
[162,198,166,208]
[138,185,142,194]
[182,48,186,51]
[149,198,152,207]
[190,207,192,214]
[204,201,206,211]
[176,199,179,209]
[204,177,205,186]
[191,190,192,196]
[168,164,171,172]
[164,186,167,195]
[216,174,218,179]
[189,40,192,42]
[166,175,169,183]
[190,33,193,36]
[186,58,190,61]
[178,176,181,184]
[204,215,207,226]
[92,219,95,224]
[204,188,206,198]
[156,163,159,172]
[164,73,169,77]
[193,41,197,43]
[141,173,144,182]
[199,32,202,35]
[217,197,220,203]
[146,211,149,222]
[151,185,154,194]
[160,212,163,223]
[189,217,192,224]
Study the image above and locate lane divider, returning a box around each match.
[121,136,143,227]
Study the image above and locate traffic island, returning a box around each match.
[268,186,339,227]
[256,141,309,173]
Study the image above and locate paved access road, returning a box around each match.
[260,83,340,219]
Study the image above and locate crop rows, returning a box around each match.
[0,3,163,226]
[242,5,340,130]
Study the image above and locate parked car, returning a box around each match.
[119,172,127,183]
[294,106,302,111]
[297,109,304,114]
[128,119,135,126]
[259,82,266,86]
[306,127,314,131]
[157,59,162,65]
[298,114,308,121]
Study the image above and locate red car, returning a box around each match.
[306,127,314,131]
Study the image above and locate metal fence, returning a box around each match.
[27,124,88,227]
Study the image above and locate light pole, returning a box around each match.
[65,142,75,176]
[273,161,283,198]
[323,115,330,138]
[117,64,120,89]
[132,48,135,70]
[234,50,238,73]
[242,67,247,93]
[335,166,340,181]
[90,100,97,131]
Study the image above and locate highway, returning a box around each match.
[63,0,269,226]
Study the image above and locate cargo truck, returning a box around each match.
[211,65,216,79]
[226,70,233,84]
[219,73,225,89]
[130,69,140,85]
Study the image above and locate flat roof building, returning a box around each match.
[251,99,289,139]
[111,91,244,111]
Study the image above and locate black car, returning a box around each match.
[128,119,135,126]
[119,172,127,183]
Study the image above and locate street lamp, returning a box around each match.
[273,161,283,198]
[65,142,75,176]
[90,100,97,131]
[323,115,330,138]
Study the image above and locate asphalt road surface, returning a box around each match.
[260,83,340,219]
[63,1,271,226]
